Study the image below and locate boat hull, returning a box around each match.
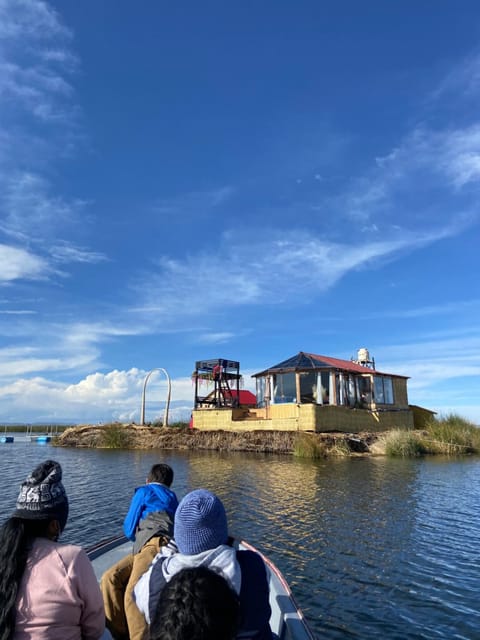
[87,536,316,640]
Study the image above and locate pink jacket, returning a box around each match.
[14,537,105,640]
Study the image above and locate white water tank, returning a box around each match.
[357,348,370,364]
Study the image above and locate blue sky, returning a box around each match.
[1,0,479,425]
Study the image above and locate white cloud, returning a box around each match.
[0,310,36,315]
[381,125,480,190]
[0,9,77,128]
[431,51,480,102]
[0,339,97,377]
[0,369,195,423]
[0,0,70,40]
[341,124,480,230]
[0,0,92,266]
[65,369,143,401]
[0,321,126,380]
[0,244,49,281]
[131,224,458,322]
[196,332,236,345]
[2,172,80,237]
[49,242,108,264]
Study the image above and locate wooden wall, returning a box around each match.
[192,401,414,433]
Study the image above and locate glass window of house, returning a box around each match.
[374,377,385,403]
[300,371,317,403]
[256,377,265,408]
[384,377,394,404]
[336,374,347,405]
[358,376,372,404]
[274,372,296,403]
[320,371,330,404]
[347,375,356,406]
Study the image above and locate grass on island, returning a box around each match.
[293,432,355,458]
[383,413,480,457]
[100,422,133,449]
[293,433,328,459]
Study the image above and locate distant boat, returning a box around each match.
[0,435,14,443]
[31,435,52,443]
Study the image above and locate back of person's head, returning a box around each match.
[0,460,69,640]
[149,566,239,640]
[13,459,69,532]
[148,463,174,487]
[174,489,228,555]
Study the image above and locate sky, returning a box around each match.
[0,0,479,425]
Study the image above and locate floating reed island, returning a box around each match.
[54,414,480,458]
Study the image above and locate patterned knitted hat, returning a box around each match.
[174,489,228,555]
[13,460,69,530]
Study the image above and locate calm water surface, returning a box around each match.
[1,437,479,639]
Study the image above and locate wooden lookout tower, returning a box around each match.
[193,358,241,409]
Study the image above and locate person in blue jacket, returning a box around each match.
[134,489,273,640]
[101,463,179,640]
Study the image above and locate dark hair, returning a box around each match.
[148,464,174,487]
[149,567,239,640]
[0,517,53,640]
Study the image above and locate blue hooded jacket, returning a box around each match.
[123,483,179,541]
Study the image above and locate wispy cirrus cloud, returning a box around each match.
[131,222,459,322]
[49,242,108,265]
[0,309,37,315]
[338,124,480,232]
[331,53,480,237]
[1,172,84,239]
[375,124,480,191]
[0,317,146,383]
[429,51,480,103]
[375,330,480,404]
[0,0,76,125]
[0,0,70,39]
[196,332,237,345]
[0,0,103,283]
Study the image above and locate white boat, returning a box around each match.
[88,535,316,640]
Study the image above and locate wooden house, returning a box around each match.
[253,350,408,411]
[192,350,428,433]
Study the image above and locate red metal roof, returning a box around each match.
[304,352,375,373]
[224,389,257,405]
[253,351,407,378]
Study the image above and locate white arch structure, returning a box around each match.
[140,368,171,427]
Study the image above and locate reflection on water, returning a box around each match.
[1,440,480,639]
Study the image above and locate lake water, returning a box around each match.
[1,436,480,639]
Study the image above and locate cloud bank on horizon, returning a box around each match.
[0,0,479,424]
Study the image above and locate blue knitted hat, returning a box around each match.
[174,489,228,555]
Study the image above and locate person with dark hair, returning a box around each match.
[149,566,239,640]
[135,489,272,640]
[0,460,104,640]
[101,463,178,640]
